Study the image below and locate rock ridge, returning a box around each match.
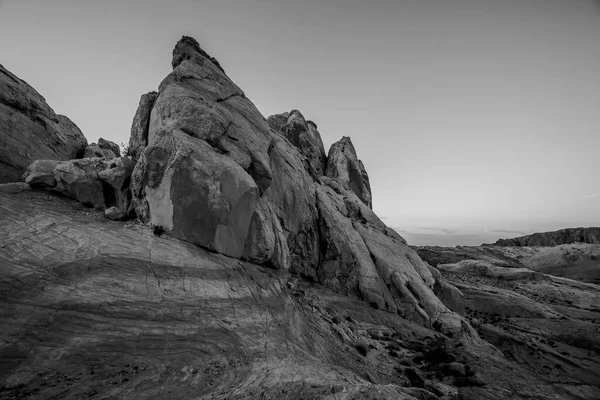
[491,227,600,246]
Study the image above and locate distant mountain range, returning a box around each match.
[490,227,600,247]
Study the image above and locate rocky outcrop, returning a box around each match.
[128,91,158,160]
[0,64,88,183]
[325,136,373,208]
[131,36,464,334]
[3,191,600,400]
[83,138,120,159]
[268,110,326,177]
[493,227,600,246]
[23,157,134,219]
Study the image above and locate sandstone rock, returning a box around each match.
[130,37,468,335]
[23,157,134,215]
[132,129,259,258]
[493,227,600,246]
[148,36,272,193]
[98,138,120,157]
[325,136,372,208]
[0,182,30,194]
[104,206,126,220]
[128,91,158,160]
[0,64,87,183]
[23,159,61,187]
[83,142,117,159]
[268,110,326,177]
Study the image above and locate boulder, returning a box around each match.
[23,160,61,187]
[0,64,87,183]
[132,129,259,258]
[128,91,158,160]
[23,157,134,215]
[98,138,121,158]
[325,136,372,208]
[268,110,327,177]
[83,143,117,159]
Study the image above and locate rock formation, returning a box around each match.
[23,157,134,220]
[130,36,461,334]
[2,36,600,400]
[492,227,600,246]
[0,64,88,183]
[325,136,373,209]
[268,110,327,177]
[128,91,158,160]
[83,138,120,159]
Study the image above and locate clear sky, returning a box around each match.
[1,0,599,246]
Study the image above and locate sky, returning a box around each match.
[1,0,599,246]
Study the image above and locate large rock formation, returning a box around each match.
[2,35,600,400]
[0,64,88,183]
[492,227,600,246]
[131,36,461,334]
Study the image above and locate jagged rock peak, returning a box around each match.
[268,109,327,177]
[326,136,373,208]
[171,35,225,73]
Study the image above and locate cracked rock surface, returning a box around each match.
[0,64,88,183]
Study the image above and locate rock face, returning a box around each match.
[23,157,134,219]
[268,110,327,177]
[83,138,120,159]
[0,64,88,183]
[325,136,373,208]
[493,227,600,246]
[128,91,158,160]
[132,36,462,334]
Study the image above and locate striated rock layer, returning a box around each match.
[0,64,87,183]
[3,191,599,400]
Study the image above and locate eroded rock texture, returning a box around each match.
[128,91,158,160]
[326,136,372,208]
[131,36,464,334]
[0,64,88,183]
[23,157,134,220]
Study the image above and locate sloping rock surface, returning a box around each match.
[0,64,87,183]
[2,190,599,400]
[492,227,600,246]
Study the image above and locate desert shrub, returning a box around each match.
[331,316,340,324]
[345,316,354,323]
[120,142,133,157]
[152,225,164,236]
[388,350,399,357]
[369,301,379,310]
